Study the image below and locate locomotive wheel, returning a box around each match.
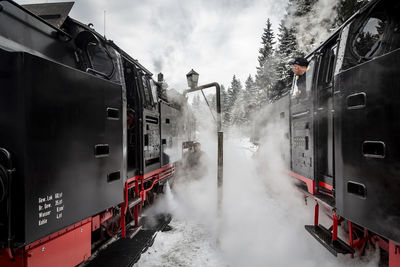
[104,218,120,237]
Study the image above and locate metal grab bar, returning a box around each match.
[292,110,310,118]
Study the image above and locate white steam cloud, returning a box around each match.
[137,100,380,267]
[286,0,340,53]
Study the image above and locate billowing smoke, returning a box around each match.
[285,0,340,53]
[152,57,163,73]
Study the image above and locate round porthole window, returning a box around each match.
[353,15,387,59]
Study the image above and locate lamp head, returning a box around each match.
[186,69,199,89]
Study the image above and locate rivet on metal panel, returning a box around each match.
[42,247,45,252]
[81,228,83,232]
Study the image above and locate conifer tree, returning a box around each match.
[257,19,275,71]
[237,75,256,125]
[224,75,243,127]
[333,0,369,27]
[216,85,227,127]
[220,84,228,112]
[290,0,317,17]
[273,23,300,101]
[232,89,247,126]
[255,18,277,105]
[244,75,257,109]
[227,75,242,108]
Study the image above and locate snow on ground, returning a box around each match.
[136,219,227,267]
[135,135,380,267]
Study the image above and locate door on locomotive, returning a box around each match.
[141,74,162,174]
[333,0,400,244]
[314,39,338,191]
[124,60,161,177]
[290,56,317,183]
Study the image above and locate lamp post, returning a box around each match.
[184,69,224,220]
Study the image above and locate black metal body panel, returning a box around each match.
[290,87,314,179]
[0,50,124,245]
[335,48,400,243]
[0,1,76,68]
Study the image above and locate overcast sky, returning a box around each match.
[16,0,288,91]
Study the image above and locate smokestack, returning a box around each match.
[158,73,164,83]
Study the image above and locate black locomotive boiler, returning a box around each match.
[0,1,196,266]
[282,0,400,265]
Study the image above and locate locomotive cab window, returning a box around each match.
[325,45,337,85]
[141,75,153,108]
[87,42,115,77]
[352,14,387,59]
[317,43,338,89]
[292,58,316,99]
[149,79,159,105]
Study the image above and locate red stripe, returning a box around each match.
[287,170,316,194]
[319,181,333,191]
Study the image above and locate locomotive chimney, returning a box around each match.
[158,73,164,83]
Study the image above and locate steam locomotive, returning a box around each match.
[0,1,196,266]
[280,0,400,265]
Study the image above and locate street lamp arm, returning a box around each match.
[184,82,220,93]
[184,82,222,130]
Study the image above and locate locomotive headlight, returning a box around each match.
[186,69,199,89]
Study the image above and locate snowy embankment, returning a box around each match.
[136,137,379,267]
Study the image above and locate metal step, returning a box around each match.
[127,225,142,239]
[305,224,355,256]
[85,214,171,267]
